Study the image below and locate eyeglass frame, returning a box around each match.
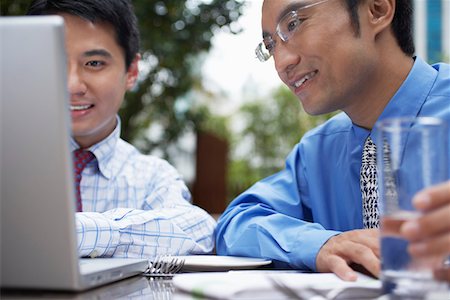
[255,0,333,62]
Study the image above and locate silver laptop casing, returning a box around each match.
[0,16,147,291]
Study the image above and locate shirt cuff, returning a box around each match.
[76,212,120,257]
[290,229,341,271]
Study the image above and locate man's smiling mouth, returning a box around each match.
[70,104,94,111]
[292,70,318,89]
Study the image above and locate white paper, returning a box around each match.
[172,271,381,300]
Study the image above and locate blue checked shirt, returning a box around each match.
[70,117,216,258]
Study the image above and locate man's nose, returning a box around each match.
[67,65,87,96]
[273,41,300,79]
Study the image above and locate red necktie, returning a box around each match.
[73,149,95,212]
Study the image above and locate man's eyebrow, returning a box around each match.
[262,1,310,38]
[276,2,307,24]
[262,31,271,39]
[82,49,112,58]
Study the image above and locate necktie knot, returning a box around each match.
[74,149,95,171]
[73,149,95,212]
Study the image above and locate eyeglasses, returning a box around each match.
[255,0,332,62]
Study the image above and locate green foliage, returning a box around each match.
[227,86,337,201]
[125,0,245,158]
[1,0,30,15]
[1,0,245,160]
[195,106,231,141]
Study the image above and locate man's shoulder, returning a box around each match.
[421,61,450,104]
[432,61,450,74]
[432,62,450,87]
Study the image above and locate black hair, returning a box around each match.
[27,0,140,69]
[344,0,415,56]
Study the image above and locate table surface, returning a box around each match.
[1,275,173,299]
[2,272,449,300]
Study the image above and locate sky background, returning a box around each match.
[170,1,285,182]
[201,0,282,114]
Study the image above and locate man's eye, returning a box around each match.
[263,37,276,54]
[86,61,104,67]
[265,41,275,53]
[286,18,300,32]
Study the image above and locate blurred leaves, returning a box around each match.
[1,0,31,15]
[227,86,337,200]
[126,0,245,158]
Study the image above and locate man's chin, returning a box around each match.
[298,94,339,116]
[301,103,335,116]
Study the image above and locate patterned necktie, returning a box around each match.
[360,136,380,228]
[73,149,95,212]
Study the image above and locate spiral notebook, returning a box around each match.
[0,16,148,291]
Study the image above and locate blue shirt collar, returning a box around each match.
[371,56,438,139]
[349,56,438,151]
[377,57,437,119]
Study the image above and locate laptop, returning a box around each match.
[0,16,148,291]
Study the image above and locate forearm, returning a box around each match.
[76,206,216,258]
[216,205,340,271]
[76,212,120,257]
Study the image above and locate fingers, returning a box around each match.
[401,204,450,242]
[413,181,450,212]
[338,229,380,257]
[405,181,450,283]
[409,233,450,258]
[345,242,381,277]
[316,230,380,281]
[326,255,358,281]
[350,263,379,279]
[362,230,381,258]
[401,181,450,257]
[433,267,450,283]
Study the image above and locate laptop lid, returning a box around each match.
[0,16,147,291]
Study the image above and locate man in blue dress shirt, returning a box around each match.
[27,0,216,259]
[216,0,450,281]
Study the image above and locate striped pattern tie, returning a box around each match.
[73,149,95,212]
[360,137,380,229]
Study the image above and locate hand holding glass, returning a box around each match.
[375,117,449,297]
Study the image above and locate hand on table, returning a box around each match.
[400,180,450,282]
[315,229,380,281]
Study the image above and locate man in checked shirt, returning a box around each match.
[27,0,216,259]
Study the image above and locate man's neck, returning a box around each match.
[346,52,414,130]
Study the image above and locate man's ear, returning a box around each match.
[126,53,140,90]
[367,0,395,35]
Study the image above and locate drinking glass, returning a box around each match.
[375,117,449,298]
